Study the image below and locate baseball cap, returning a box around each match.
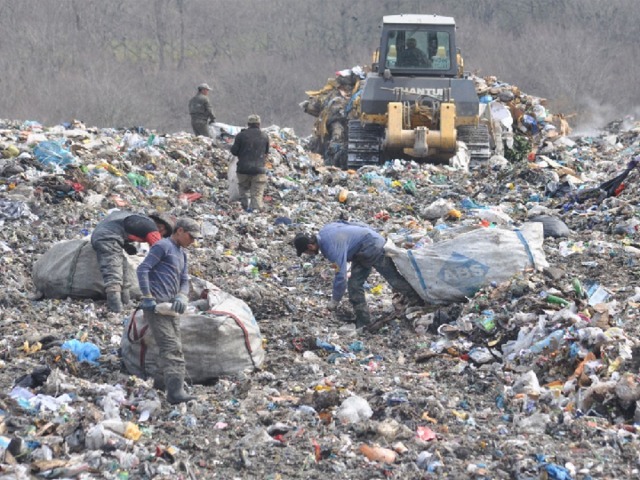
[294,233,311,256]
[149,212,176,237]
[175,217,203,239]
[248,114,261,124]
[198,83,212,91]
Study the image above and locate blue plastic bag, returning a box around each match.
[61,340,100,364]
[33,141,76,169]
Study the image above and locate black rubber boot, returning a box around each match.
[106,287,123,313]
[153,376,165,390]
[120,289,131,306]
[165,374,195,405]
[353,303,371,329]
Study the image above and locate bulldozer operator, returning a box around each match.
[396,37,429,67]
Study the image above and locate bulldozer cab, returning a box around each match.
[379,14,458,77]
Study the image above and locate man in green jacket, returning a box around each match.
[188,83,216,137]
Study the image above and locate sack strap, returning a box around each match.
[514,229,536,270]
[407,250,428,296]
[67,242,88,297]
[126,307,149,373]
[208,309,258,370]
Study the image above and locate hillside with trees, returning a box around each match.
[0,0,638,135]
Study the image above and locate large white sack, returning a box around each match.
[227,157,240,202]
[32,239,141,299]
[121,288,265,384]
[386,222,548,305]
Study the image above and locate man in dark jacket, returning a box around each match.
[294,221,422,329]
[188,83,215,137]
[397,37,428,67]
[230,114,270,212]
[91,211,173,312]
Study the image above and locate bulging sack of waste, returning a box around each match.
[32,239,141,299]
[120,288,265,384]
[386,222,548,304]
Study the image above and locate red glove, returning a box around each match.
[145,231,162,245]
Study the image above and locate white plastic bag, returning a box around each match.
[227,157,240,202]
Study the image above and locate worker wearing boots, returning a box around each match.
[136,217,202,405]
[294,221,423,330]
[230,114,270,212]
[91,210,174,313]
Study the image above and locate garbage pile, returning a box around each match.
[1,98,640,479]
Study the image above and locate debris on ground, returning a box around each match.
[1,79,640,478]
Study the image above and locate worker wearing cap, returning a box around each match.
[137,217,202,404]
[230,114,270,212]
[91,211,174,313]
[294,221,422,330]
[188,83,216,137]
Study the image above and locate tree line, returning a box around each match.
[0,0,637,136]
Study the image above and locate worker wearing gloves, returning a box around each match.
[136,217,202,405]
[91,210,174,313]
[294,221,422,330]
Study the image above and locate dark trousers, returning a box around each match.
[348,255,417,324]
[191,120,210,137]
[92,238,127,289]
[144,310,186,377]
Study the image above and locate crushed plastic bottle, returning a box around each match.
[477,310,496,332]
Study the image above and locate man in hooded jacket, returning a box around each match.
[91,211,173,312]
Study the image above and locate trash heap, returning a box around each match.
[0,95,640,478]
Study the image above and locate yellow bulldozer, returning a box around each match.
[302,14,491,169]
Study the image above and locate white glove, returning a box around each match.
[327,299,339,311]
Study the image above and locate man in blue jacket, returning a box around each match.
[294,221,422,329]
[137,217,202,404]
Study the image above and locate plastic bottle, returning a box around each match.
[529,329,565,354]
[539,291,570,306]
[101,419,142,441]
[113,450,140,469]
[478,310,495,332]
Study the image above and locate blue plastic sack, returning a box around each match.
[33,141,76,169]
[61,339,100,364]
[544,463,573,480]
